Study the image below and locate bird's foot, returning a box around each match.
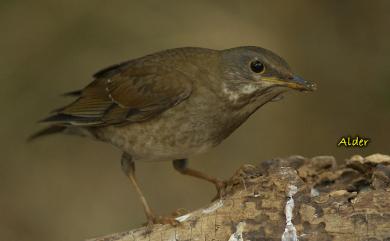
[211,180,228,201]
[171,208,190,217]
[153,216,180,226]
[145,210,187,229]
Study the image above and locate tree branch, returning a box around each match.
[88,153,390,241]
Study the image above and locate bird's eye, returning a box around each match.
[250,60,265,73]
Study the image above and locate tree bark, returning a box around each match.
[88,153,390,241]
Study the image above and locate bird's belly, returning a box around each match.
[101,122,216,161]
[95,94,244,161]
[96,105,226,161]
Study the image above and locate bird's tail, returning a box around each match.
[28,88,85,142]
[28,125,67,142]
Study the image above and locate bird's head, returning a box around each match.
[218,46,316,105]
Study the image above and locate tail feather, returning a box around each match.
[29,89,92,141]
[39,113,101,125]
[62,89,82,97]
[28,125,67,142]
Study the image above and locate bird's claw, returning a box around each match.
[212,180,228,201]
[145,212,184,228]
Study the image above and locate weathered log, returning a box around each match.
[88,153,390,241]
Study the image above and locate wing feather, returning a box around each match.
[42,62,193,126]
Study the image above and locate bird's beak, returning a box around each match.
[263,75,317,91]
[285,75,316,91]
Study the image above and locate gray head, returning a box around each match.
[218,46,316,105]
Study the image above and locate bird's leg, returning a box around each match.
[172,159,226,200]
[121,153,155,225]
[121,153,179,227]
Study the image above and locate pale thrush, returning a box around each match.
[31,46,316,225]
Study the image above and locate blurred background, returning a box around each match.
[1,0,389,240]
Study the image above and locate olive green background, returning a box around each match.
[1,1,389,240]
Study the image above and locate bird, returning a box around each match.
[30,46,316,225]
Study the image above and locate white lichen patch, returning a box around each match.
[253,191,261,197]
[175,213,191,222]
[310,188,320,197]
[202,199,224,214]
[365,153,390,164]
[228,222,246,241]
[281,185,299,241]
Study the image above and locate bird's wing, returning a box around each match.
[42,62,193,126]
